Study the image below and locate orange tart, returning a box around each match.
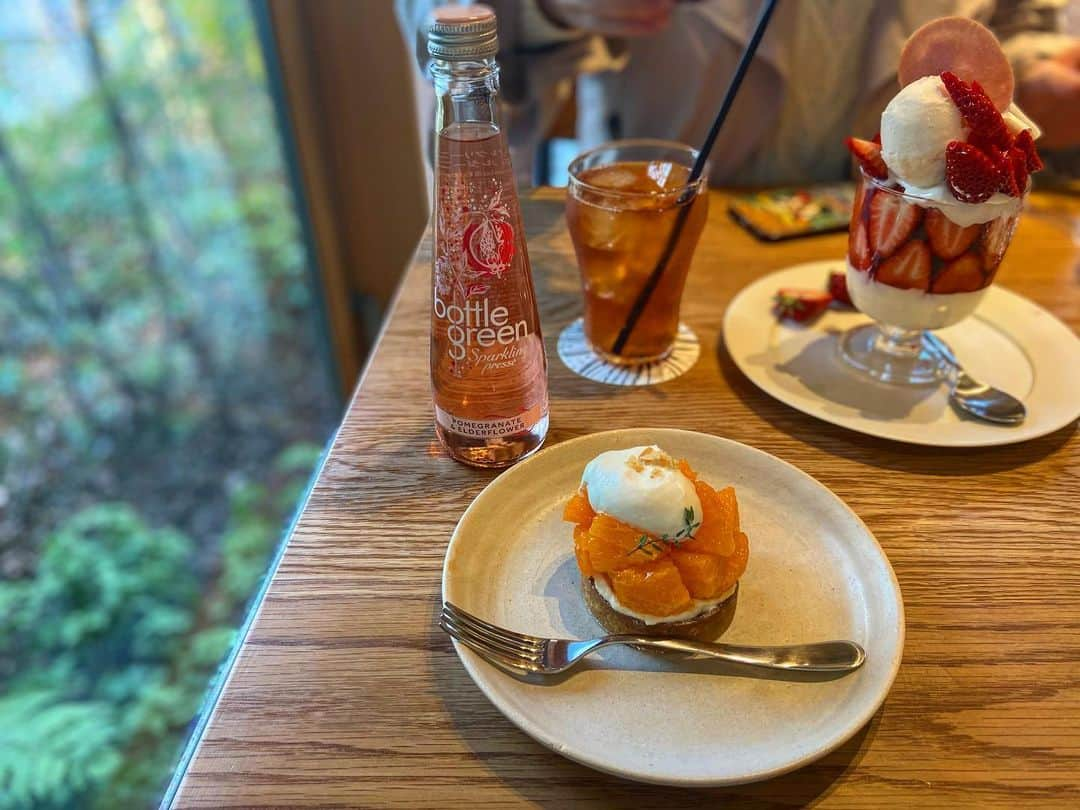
[564,446,749,639]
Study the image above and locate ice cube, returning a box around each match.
[587,166,640,191]
[578,206,622,250]
[646,160,674,190]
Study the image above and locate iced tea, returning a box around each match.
[566,143,708,364]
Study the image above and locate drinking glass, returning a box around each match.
[566,140,709,365]
[840,168,1022,385]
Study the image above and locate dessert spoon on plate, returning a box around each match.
[924,333,1027,425]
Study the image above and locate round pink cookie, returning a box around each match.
[899,16,1014,111]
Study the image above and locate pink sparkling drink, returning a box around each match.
[428,6,548,467]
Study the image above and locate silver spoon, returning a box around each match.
[924,333,1026,425]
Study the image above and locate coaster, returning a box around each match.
[557,318,700,386]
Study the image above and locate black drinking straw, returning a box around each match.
[610,0,779,356]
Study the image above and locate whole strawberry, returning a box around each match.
[774,289,833,323]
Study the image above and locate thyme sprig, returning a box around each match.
[626,507,702,557]
[628,535,667,557]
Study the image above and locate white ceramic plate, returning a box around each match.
[723,260,1080,447]
[442,429,904,786]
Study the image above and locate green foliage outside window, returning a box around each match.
[0,1,337,806]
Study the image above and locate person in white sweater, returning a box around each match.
[396,0,1079,186]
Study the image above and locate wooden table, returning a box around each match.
[170,189,1080,808]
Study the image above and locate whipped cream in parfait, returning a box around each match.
[841,17,1041,334]
[879,76,1026,228]
[880,75,964,190]
[845,261,986,330]
[888,183,1023,229]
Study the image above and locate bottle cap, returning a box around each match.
[427,4,498,61]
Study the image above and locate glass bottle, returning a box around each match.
[427,5,549,468]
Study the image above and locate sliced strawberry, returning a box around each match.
[924,208,979,259]
[978,215,1016,273]
[966,130,1004,158]
[945,141,1001,203]
[827,271,853,306]
[849,221,872,271]
[844,137,888,180]
[971,80,1013,145]
[1008,146,1029,194]
[1014,129,1043,172]
[940,71,1010,150]
[774,289,833,323]
[852,175,869,219]
[992,146,1020,196]
[875,240,931,291]
[868,192,922,257]
[932,252,986,293]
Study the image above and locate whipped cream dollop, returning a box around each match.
[581,445,701,539]
[881,75,965,189]
[878,77,1035,228]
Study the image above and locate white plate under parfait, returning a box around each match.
[723,260,1080,447]
[441,428,904,787]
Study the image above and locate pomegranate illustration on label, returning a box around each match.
[463,190,515,276]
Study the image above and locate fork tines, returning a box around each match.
[440,602,546,673]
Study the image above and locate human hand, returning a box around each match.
[1016,42,1080,150]
[536,0,676,37]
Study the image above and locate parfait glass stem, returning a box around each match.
[874,325,927,359]
[839,321,942,385]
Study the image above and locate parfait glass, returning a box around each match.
[839,169,1022,385]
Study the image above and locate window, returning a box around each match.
[0,1,339,806]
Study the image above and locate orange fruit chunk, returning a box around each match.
[607,558,693,616]
[680,482,739,557]
[573,525,594,577]
[669,549,727,599]
[562,488,596,528]
[677,458,698,481]
[711,530,750,597]
[585,514,666,573]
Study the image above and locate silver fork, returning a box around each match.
[440,602,865,675]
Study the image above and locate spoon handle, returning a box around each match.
[925,334,976,387]
[923,332,958,370]
[924,332,1026,425]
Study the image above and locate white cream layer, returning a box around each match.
[581,446,701,539]
[846,262,987,330]
[890,183,1023,228]
[593,574,736,626]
